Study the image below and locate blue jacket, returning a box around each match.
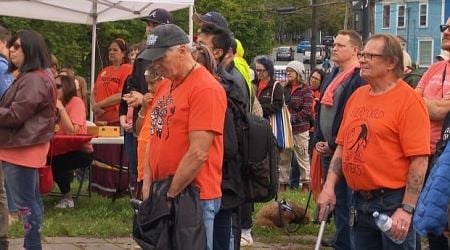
[0,55,13,97]
[313,67,366,151]
[414,143,450,236]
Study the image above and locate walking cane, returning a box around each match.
[314,204,330,250]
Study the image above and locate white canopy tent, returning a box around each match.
[0,0,195,98]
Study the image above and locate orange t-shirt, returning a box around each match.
[0,142,49,168]
[94,64,132,123]
[416,61,450,153]
[336,80,430,191]
[136,78,171,182]
[147,66,226,200]
[57,96,93,153]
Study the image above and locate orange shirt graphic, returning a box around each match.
[94,64,132,123]
[136,78,171,182]
[146,66,227,199]
[336,80,430,190]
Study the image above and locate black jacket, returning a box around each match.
[313,67,366,151]
[133,176,206,250]
[257,78,283,119]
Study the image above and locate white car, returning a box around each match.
[303,45,326,64]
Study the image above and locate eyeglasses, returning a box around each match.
[440,24,450,33]
[255,69,266,73]
[11,43,21,50]
[56,84,62,89]
[286,69,296,74]
[357,52,384,61]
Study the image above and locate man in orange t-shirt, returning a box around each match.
[138,24,227,250]
[317,34,430,249]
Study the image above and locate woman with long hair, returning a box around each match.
[284,61,313,192]
[91,38,132,125]
[52,74,93,208]
[0,30,55,249]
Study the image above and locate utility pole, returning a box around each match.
[362,0,370,41]
[344,0,349,29]
[311,0,317,69]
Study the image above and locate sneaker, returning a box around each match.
[8,212,19,226]
[240,234,253,247]
[54,198,74,208]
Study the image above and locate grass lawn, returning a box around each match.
[8,182,334,243]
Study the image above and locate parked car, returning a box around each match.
[276,46,294,61]
[296,40,310,53]
[303,45,326,64]
[322,36,335,46]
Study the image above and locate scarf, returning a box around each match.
[321,64,359,106]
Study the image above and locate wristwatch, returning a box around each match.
[401,204,415,214]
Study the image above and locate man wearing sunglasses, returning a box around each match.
[415,18,450,250]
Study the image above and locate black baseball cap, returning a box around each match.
[138,24,190,61]
[141,8,173,24]
[193,11,229,30]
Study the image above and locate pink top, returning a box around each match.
[57,96,93,153]
[416,61,450,153]
[0,142,50,168]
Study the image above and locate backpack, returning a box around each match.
[242,113,279,203]
[429,111,450,175]
[403,68,426,89]
[219,66,279,205]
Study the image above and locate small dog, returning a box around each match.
[255,200,310,229]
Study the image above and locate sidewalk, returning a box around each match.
[9,235,324,249]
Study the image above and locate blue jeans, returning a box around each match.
[352,189,416,250]
[0,163,8,248]
[3,162,43,250]
[213,208,232,250]
[5,182,17,212]
[201,198,221,250]
[322,155,353,250]
[124,131,137,185]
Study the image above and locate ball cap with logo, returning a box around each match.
[141,8,173,24]
[138,24,190,62]
[193,11,229,30]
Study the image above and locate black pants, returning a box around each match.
[52,151,93,194]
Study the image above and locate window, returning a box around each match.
[418,40,433,67]
[419,3,427,27]
[397,5,405,28]
[354,13,360,30]
[383,5,390,28]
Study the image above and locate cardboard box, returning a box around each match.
[87,126,120,137]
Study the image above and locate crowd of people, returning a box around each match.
[1,5,450,250]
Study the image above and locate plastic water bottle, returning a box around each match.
[372,211,404,244]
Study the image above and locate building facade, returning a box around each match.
[375,0,449,68]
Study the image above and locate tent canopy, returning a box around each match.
[0,0,194,120]
[0,0,194,25]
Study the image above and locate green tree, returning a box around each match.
[195,0,275,63]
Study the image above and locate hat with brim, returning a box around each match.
[141,8,173,24]
[138,24,190,61]
[192,11,228,30]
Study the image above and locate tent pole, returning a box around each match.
[90,0,97,122]
[189,4,193,45]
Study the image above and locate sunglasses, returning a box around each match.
[11,43,21,50]
[56,84,62,89]
[440,24,450,33]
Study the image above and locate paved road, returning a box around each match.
[9,236,330,250]
[271,46,324,72]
